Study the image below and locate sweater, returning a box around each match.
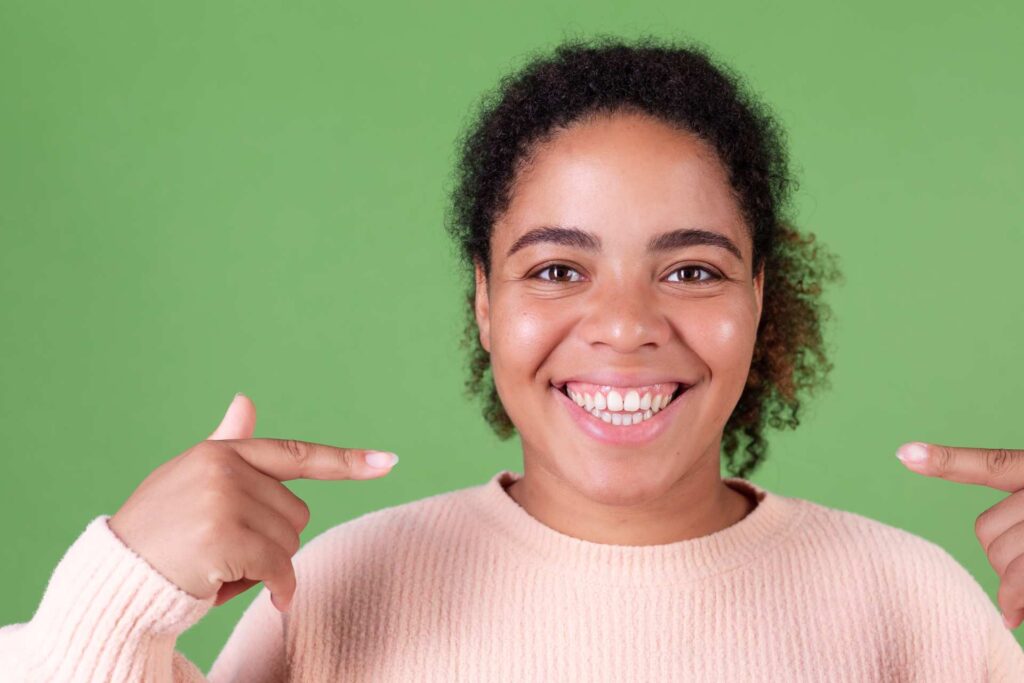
[1,469,1023,682]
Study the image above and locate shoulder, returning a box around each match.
[793,496,1024,676]
[788,494,1002,629]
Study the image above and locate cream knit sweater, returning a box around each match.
[1,469,1023,681]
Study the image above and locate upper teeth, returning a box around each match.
[562,382,680,417]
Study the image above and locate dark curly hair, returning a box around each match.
[443,34,842,480]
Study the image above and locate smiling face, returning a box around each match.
[474,109,764,508]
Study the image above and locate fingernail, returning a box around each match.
[365,451,399,469]
[1004,613,1015,630]
[896,442,928,464]
[234,391,246,399]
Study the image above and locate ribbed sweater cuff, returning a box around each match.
[20,514,215,678]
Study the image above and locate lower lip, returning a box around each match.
[551,383,691,447]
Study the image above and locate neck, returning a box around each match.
[504,450,755,546]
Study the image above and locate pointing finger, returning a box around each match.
[896,441,1024,492]
[210,437,399,482]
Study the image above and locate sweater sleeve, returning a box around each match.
[0,515,287,682]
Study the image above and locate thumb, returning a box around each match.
[208,392,257,441]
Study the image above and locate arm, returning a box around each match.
[0,515,288,682]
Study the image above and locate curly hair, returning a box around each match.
[443,34,842,480]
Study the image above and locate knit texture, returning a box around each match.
[2,469,1023,681]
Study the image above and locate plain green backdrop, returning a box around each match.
[2,0,1022,669]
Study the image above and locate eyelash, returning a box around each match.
[531,263,723,284]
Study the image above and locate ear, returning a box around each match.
[753,263,765,327]
[474,259,491,353]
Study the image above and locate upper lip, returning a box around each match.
[551,371,696,389]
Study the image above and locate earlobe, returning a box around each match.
[474,260,491,353]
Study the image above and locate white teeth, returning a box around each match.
[579,405,661,427]
[606,390,623,411]
[564,384,685,426]
[623,390,640,412]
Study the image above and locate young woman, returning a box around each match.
[2,36,1023,682]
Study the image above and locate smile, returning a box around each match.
[557,381,684,425]
[551,380,692,446]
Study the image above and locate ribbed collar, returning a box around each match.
[459,469,806,587]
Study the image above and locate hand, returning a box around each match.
[109,393,399,612]
[896,441,1024,629]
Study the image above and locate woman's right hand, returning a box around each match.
[108,393,398,613]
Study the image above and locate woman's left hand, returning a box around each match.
[896,442,1024,629]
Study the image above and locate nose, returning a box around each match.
[577,276,672,353]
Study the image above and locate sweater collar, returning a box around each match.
[461,469,806,586]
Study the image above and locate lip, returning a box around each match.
[551,381,693,447]
[551,371,696,389]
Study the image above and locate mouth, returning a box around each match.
[552,385,688,417]
[549,378,693,446]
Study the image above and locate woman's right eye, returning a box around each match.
[532,264,583,283]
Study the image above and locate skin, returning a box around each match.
[108,394,397,613]
[473,110,763,546]
[897,442,1024,630]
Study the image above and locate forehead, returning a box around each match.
[496,111,748,253]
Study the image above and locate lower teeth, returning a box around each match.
[588,407,657,425]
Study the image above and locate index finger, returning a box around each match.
[210,438,399,482]
[896,441,1024,492]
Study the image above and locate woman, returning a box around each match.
[2,35,1022,682]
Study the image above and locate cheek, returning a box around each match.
[489,297,571,386]
[679,299,759,385]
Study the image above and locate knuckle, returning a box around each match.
[267,543,295,579]
[998,580,1018,607]
[975,510,995,545]
[986,449,1016,477]
[1000,557,1024,599]
[932,446,954,474]
[338,448,359,470]
[285,531,301,556]
[279,439,311,466]
[295,497,311,527]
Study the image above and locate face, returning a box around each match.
[474,110,764,507]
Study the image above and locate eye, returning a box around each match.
[531,263,583,283]
[665,265,722,284]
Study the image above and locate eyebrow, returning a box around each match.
[505,225,744,262]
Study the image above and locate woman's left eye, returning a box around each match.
[665,265,722,284]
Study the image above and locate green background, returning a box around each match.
[2,0,1021,669]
